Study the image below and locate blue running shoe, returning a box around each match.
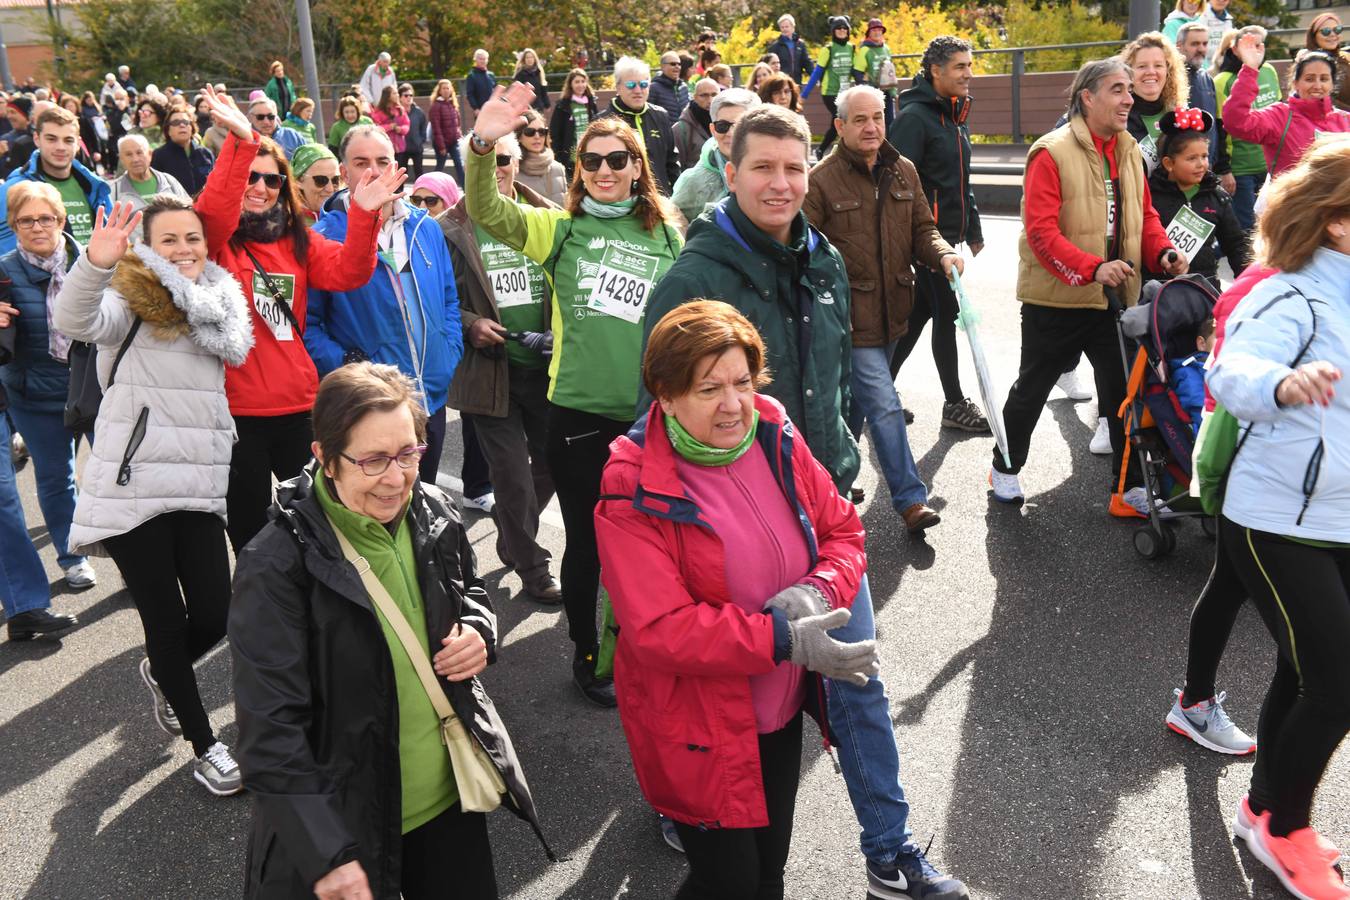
[866,842,969,900]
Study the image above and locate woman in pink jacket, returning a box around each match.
[596,301,876,900]
[371,85,411,154]
[1225,35,1350,176]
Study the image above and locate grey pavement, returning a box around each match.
[2,215,1345,900]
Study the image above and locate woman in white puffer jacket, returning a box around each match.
[53,197,253,797]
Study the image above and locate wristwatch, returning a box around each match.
[468,130,491,153]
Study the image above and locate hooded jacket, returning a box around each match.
[306,194,463,415]
[1145,167,1250,286]
[644,196,859,490]
[892,71,984,246]
[599,98,682,194]
[230,467,548,898]
[0,150,112,253]
[595,393,864,829]
[670,137,728,223]
[671,103,712,175]
[804,138,953,346]
[429,96,462,155]
[53,248,252,555]
[1223,64,1350,176]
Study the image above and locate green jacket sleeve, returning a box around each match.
[463,147,570,265]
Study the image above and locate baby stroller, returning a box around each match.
[1110,273,1219,559]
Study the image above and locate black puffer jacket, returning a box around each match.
[891,72,983,246]
[1145,167,1250,287]
[599,98,682,194]
[229,465,547,899]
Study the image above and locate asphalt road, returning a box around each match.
[2,215,1345,900]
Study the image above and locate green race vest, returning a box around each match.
[475,207,550,370]
[817,41,855,96]
[45,175,93,245]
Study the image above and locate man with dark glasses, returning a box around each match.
[246,97,309,161]
[599,56,682,194]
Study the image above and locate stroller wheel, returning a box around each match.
[1200,516,1218,540]
[1133,525,1172,559]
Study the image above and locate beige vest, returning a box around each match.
[1017,117,1145,309]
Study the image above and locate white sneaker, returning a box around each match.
[988,468,1024,504]
[463,492,496,514]
[139,656,182,736]
[1089,417,1112,455]
[1122,486,1151,516]
[1055,370,1093,401]
[193,741,243,796]
[63,561,97,590]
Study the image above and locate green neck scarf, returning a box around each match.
[665,409,759,467]
[581,195,637,218]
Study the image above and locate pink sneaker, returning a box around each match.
[1249,812,1350,899]
[1238,797,1343,867]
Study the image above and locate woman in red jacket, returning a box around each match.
[193,86,405,551]
[596,301,877,900]
[371,85,411,155]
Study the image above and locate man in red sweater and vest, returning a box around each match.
[991,57,1186,516]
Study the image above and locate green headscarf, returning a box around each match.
[290,142,336,179]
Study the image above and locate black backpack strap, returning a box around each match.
[107,316,143,388]
[243,245,303,334]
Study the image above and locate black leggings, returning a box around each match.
[891,264,964,402]
[397,148,424,179]
[818,95,839,158]
[104,511,232,756]
[1221,516,1350,837]
[1181,524,1248,703]
[401,802,497,899]
[226,412,313,553]
[545,403,630,656]
[673,712,803,900]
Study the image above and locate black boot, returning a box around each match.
[7,608,78,641]
[572,651,616,708]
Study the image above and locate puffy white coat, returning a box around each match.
[53,247,252,555]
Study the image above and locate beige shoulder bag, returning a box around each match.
[326,513,506,813]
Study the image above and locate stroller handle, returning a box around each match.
[1102,259,1138,317]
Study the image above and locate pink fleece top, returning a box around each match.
[675,448,809,733]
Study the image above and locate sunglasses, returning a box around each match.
[623,80,650,90]
[247,171,287,189]
[167,119,192,127]
[1318,25,1345,36]
[712,119,736,134]
[307,174,341,188]
[252,113,277,121]
[520,127,547,137]
[578,150,633,172]
[408,193,442,207]
[494,154,514,167]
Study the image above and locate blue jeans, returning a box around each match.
[4,398,84,571]
[0,410,53,617]
[827,574,913,863]
[1232,173,1263,233]
[848,343,928,511]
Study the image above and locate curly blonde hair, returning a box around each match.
[1121,32,1189,110]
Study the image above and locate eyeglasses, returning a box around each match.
[307,174,341,188]
[340,444,427,476]
[1318,25,1345,36]
[15,215,59,230]
[712,119,736,134]
[247,171,287,189]
[578,150,633,172]
[623,80,650,90]
[251,113,278,121]
[408,193,442,207]
[494,154,514,167]
[520,127,547,137]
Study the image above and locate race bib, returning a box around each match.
[1139,134,1160,174]
[1104,177,1116,240]
[587,245,657,324]
[1314,130,1350,143]
[482,243,541,309]
[252,271,297,341]
[1165,205,1216,264]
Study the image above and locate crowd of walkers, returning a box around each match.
[0,8,1347,898]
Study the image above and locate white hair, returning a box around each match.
[473,48,489,61]
[459,132,521,165]
[777,13,795,27]
[613,56,650,82]
[118,133,150,154]
[248,97,278,114]
[378,51,391,61]
[835,84,886,122]
[710,88,760,120]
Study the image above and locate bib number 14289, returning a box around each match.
[587,245,657,324]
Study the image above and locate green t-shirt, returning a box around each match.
[45,174,93,245]
[1215,64,1283,176]
[815,40,857,96]
[475,203,551,370]
[314,473,458,834]
[570,101,590,136]
[855,43,896,97]
[464,149,682,420]
[130,174,158,200]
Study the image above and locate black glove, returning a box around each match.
[516,330,553,356]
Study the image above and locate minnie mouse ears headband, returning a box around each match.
[1159,107,1215,135]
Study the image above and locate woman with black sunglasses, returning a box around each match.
[150,110,215,196]
[515,108,567,204]
[291,143,341,223]
[466,82,683,706]
[1306,12,1350,111]
[192,86,407,553]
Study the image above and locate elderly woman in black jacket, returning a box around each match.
[229,362,545,900]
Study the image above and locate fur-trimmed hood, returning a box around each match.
[112,244,253,366]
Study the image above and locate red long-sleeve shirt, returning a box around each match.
[1023,132,1173,287]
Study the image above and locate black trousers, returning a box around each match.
[397,148,425,179]
[104,511,231,756]
[673,712,803,900]
[545,402,630,655]
[994,304,1137,489]
[461,416,493,499]
[420,404,448,485]
[1182,523,1248,703]
[1222,516,1350,836]
[891,264,964,403]
[226,412,313,552]
[818,95,839,159]
[400,802,498,899]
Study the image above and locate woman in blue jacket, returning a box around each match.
[1205,139,1350,900]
